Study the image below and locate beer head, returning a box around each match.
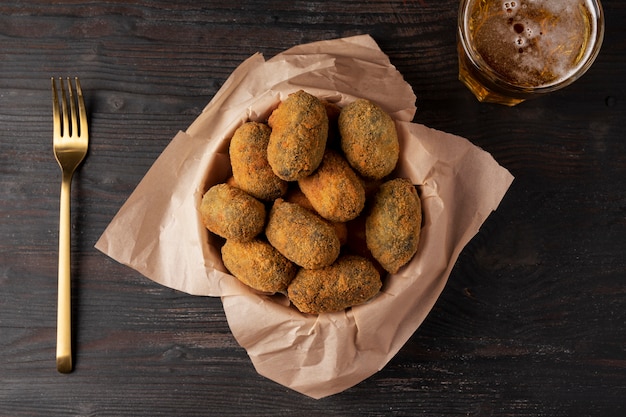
[458,0,605,105]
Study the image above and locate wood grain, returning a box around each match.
[1,1,625,416]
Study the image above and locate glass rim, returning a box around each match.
[458,0,605,94]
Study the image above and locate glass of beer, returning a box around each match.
[458,0,605,106]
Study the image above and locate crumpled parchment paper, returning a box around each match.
[96,34,514,399]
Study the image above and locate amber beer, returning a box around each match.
[458,0,604,106]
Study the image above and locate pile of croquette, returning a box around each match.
[200,90,422,314]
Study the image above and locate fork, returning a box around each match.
[52,77,88,373]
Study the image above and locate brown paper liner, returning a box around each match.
[96,35,514,399]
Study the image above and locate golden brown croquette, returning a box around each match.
[365,178,422,273]
[267,90,329,181]
[298,150,366,222]
[229,121,288,201]
[265,199,340,269]
[200,183,266,241]
[338,98,399,179]
[287,255,382,314]
[221,238,297,293]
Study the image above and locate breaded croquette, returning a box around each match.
[365,178,422,273]
[267,90,329,181]
[200,183,266,241]
[287,255,382,314]
[229,121,288,201]
[265,199,340,269]
[338,98,399,179]
[222,239,297,293]
[298,150,365,222]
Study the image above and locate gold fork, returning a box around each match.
[52,77,88,373]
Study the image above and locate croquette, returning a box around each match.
[267,90,329,181]
[365,178,422,274]
[221,239,297,293]
[200,183,266,241]
[265,199,340,269]
[229,121,288,201]
[338,98,399,179]
[287,255,382,314]
[298,150,366,222]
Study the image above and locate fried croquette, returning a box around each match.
[265,199,340,269]
[338,98,399,179]
[298,150,365,222]
[222,239,297,293]
[365,178,422,274]
[200,183,266,241]
[287,255,382,314]
[229,122,288,201]
[267,90,329,181]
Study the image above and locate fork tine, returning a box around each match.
[59,78,69,138]
[51,78,61,138]
[67,78,78,138]
[75,78,88,138]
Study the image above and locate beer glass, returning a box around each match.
[458,0,605,106]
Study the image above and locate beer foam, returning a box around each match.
[472,0,596,86]
[524,0,576,16]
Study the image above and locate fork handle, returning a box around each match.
[57,172,73,373]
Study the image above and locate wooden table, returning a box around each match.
[1,1,624,415]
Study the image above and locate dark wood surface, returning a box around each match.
[1,1,624,416]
